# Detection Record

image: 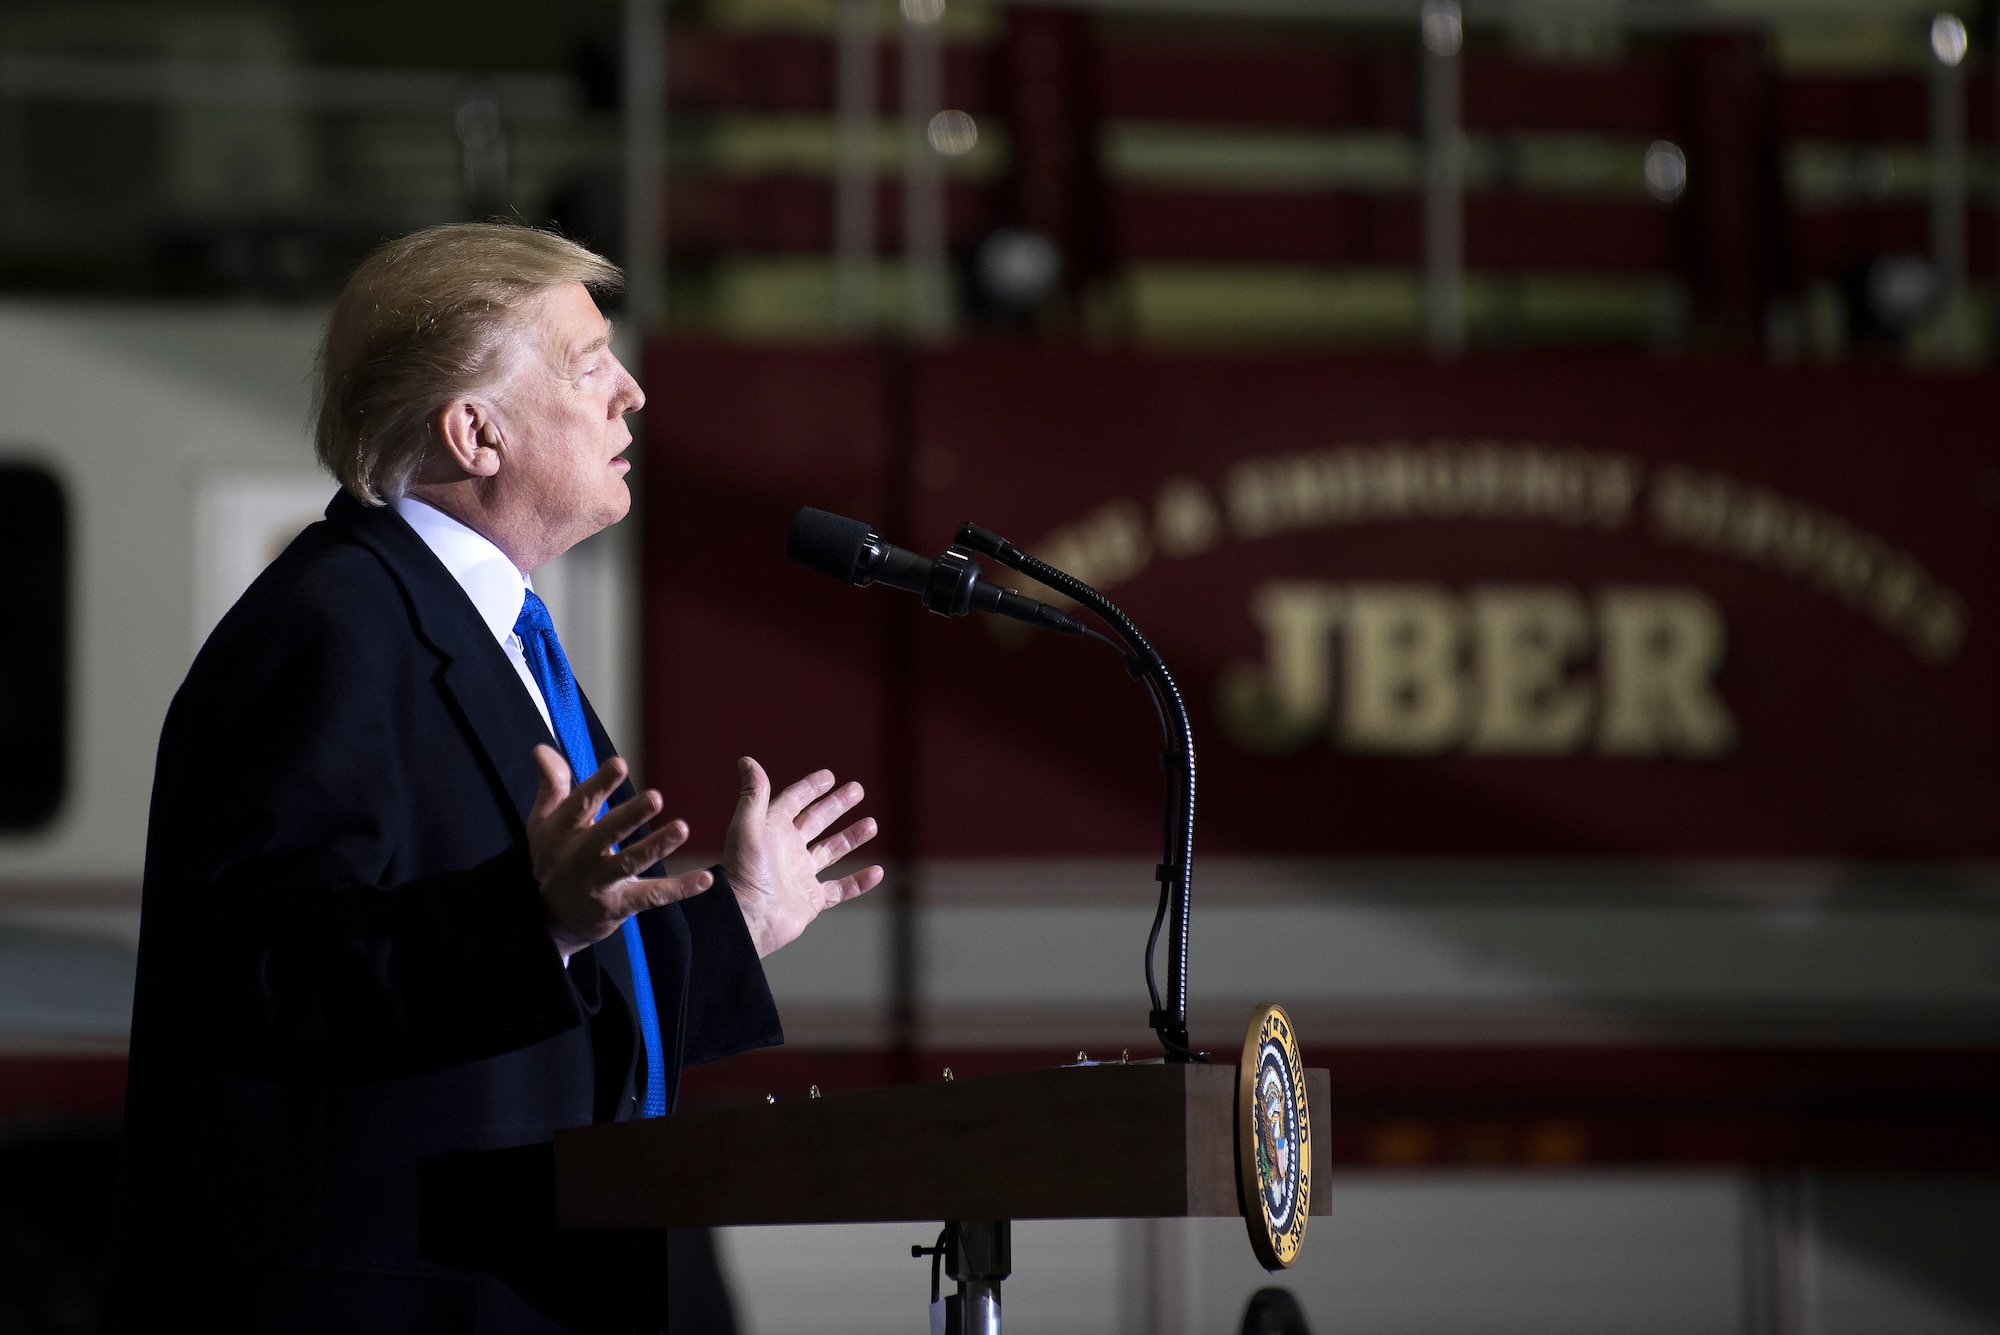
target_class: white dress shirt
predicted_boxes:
[392,495,554,735]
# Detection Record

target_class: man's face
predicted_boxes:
[491,282,644,564]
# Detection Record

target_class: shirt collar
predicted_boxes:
[391,495,532,646]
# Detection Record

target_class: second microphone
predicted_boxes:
[786,507,1085,636]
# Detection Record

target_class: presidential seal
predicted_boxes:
[1236,1003,1311,1271]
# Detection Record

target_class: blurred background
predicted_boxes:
[0,0,1997,1332]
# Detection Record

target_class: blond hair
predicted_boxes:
[313,223,623,505]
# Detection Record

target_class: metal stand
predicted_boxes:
[953,522,1201,1063]
[915,1220,1012,1334]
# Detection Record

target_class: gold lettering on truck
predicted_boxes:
[1220,582,1737,758]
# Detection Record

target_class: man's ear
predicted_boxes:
[432,398,503,479]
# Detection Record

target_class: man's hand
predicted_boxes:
[528,744,713,958]
[722,758,883,958]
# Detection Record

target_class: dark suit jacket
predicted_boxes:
[104,491,781,1334]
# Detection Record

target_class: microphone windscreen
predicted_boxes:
[786,507,875,584]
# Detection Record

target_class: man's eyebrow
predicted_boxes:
[563,324,612,372]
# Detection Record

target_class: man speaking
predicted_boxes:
[105,223,880,1333]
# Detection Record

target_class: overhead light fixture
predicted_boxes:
[1931,13,1968,66]
[975,229,1062,311]
[1644,141,1687,203]
[927,109,978,158]
[1421,0,1463,57]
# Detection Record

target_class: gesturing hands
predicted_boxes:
[527,745,882,962]
[527,745,715,958]
[723,757,883,958]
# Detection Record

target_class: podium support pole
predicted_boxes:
[946,1219,1010,1335]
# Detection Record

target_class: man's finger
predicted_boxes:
[590,789,668,851]
[771,768,836,822]
[810,816,878,871]
[796,782,864,841]
[820,864,884,905]
[648,867,714,907]
[609,818,690,877]
[607,867,713,918]
[561,757,628,826]
[530,745,571,823]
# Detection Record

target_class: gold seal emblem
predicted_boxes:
[1236,1003,1310,1271]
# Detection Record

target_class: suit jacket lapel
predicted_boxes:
[440,652,555,832]
[325,491,554,831]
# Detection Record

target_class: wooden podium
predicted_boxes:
[554,1061,1331,1332]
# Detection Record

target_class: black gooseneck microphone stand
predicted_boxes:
[951,522,1202,1064]
[785,506,1205,1334]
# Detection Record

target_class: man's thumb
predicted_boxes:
[736,756,770,813]
[531,744,571,819]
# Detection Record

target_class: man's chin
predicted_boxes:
[599,481,633,527]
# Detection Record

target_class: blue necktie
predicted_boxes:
[514,589,668,1118]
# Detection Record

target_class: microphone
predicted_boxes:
[786,507,1085,635]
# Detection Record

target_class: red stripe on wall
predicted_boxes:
[0,1057,126,1118]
